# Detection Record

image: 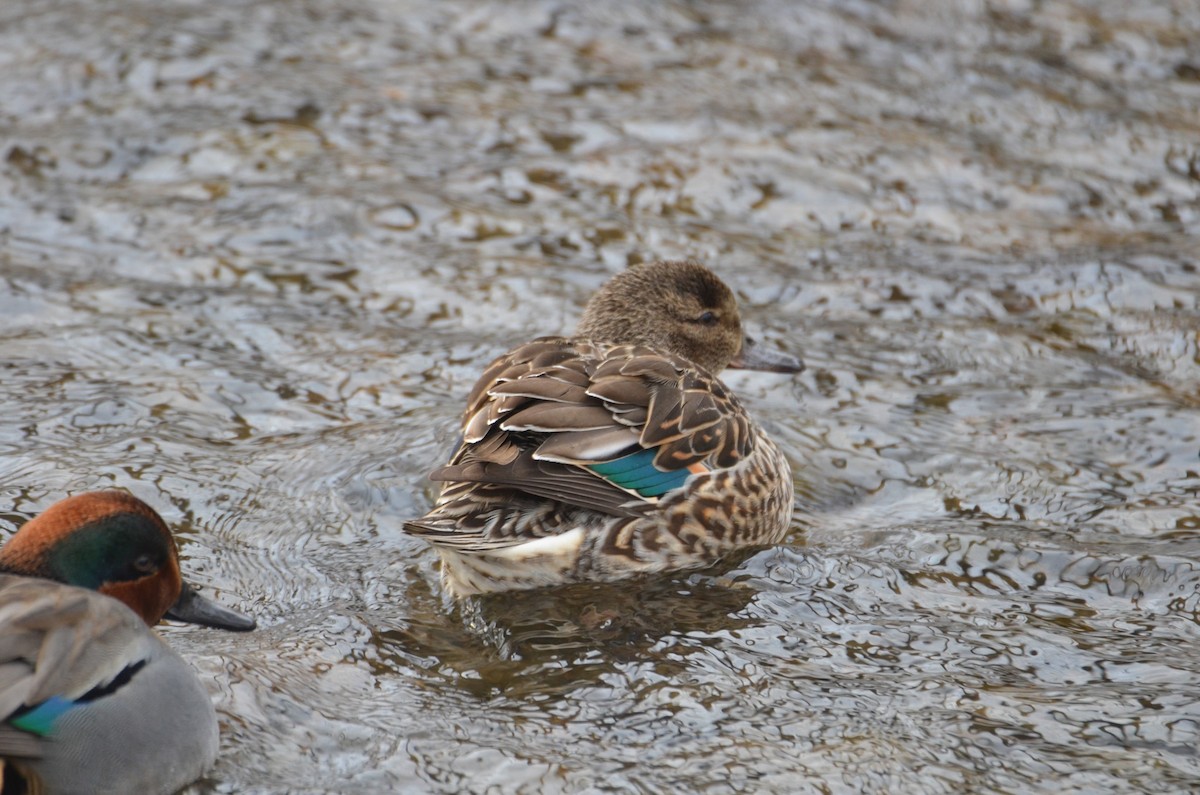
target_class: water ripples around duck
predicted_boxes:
[2,0,1199,792]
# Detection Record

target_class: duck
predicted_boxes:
[0,490,255,795]
[404,259,804,597]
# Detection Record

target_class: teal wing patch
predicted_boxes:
[9,695,74,737]
[588,449,693,498]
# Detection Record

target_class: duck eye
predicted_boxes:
[133,554,157,575]
[696,311,719,326]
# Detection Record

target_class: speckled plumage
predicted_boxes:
[405,260,803,597]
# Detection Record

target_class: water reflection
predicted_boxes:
[374,574,763,691]
[2,0,1200,792]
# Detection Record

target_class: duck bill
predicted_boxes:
[729,335,804,373]
[166,581,256,631]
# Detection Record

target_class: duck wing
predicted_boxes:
[428,336,754,517]
[0,576,152,759]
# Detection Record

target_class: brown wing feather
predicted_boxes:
[439,337,753,515]
[430,457,644,518]
[502,403,616,432]
[533,427,641,464]
[489,377,590,403]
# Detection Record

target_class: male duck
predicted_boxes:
[405,259,804,596]
[0,490,254,795]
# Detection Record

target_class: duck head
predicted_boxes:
[576,259,804,375]
[0,490,255,631]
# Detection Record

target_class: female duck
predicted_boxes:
[0,490,254,795]
[405,260,803,596]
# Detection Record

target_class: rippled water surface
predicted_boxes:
[2,0,1199,792]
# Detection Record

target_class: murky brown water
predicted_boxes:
[2,0,1199,792]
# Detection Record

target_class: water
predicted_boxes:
[1,0,1198,792]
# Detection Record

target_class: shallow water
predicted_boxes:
[1,0,1199,792]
